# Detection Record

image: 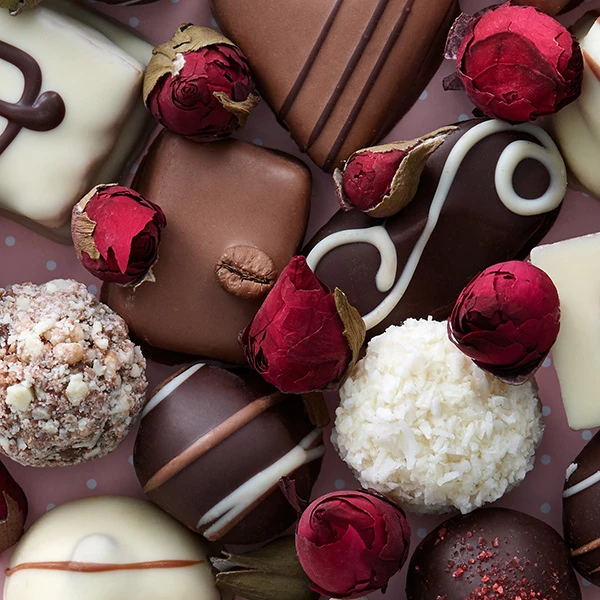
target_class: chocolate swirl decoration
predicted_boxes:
[0,41,65,155]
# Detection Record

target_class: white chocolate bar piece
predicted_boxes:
[0,4,152,230]
[531,233,600,430]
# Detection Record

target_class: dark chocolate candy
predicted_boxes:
[406,508,581,600]
[133,364,324,545]
[211,0,458,171]
[102,132,311,364]
[563,431,600,585]
[303,119,563,341]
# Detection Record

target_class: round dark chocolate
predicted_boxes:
[406,508,581,600]
[563,431,600,585]
[133,364,324,545]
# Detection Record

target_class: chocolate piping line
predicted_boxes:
[197,428,325,539]
[5,559,202,576]
[563,469,600,498]
[323,0,417,170]
[143,390,287,493]
[307,120,566,330]
[279,0,344,119]
[572,537,600,558]
[306,0,392,150]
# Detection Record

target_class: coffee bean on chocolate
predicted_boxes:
[563,431,600,586]
[133,364,324,546]
[406,508,581,600]
[211,0,459,171]
[303,119,565,342]
[102,133,311,364]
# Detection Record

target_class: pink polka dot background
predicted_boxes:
[0,0,600,598]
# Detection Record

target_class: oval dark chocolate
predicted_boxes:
[406,507,581,600]
[134,364,324,545]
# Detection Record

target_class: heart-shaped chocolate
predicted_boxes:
[102,132,312,365]
[211,0,458,172]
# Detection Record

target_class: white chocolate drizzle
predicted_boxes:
[563,469,600,498]
[197,428,325,539]
[141,363,204,418]
[307,119,566,330]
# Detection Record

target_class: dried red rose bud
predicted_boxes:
[0,460,27,552]
[445,4,583,123]
[72,184,167,286]
[334,127,454,218]
[296,491,411,599]
[144,24,260,142]
[241,256,365,394]
[448,260,560,383]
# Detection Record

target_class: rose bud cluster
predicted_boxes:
[144,24,260,142]
[295,491,411,599]
[444,3,583,123]
[0,460,27,552]
[241,256,365,394]
[448,260,560,383]
[334,127,453,218]
[71,184,166,286]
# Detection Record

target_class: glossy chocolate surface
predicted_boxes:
[406,508,581,600]
[211,0,458,171]
[563,431,600,585]
[303,119,561,341]
[134,365,323,545]
[102,132,311,364]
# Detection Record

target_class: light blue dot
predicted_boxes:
[458,113,469,121]
[541,455,551,465]
[541,503,551,514]
[582,578,592,587]
[171,0,180,3]
[46,503,55,511]
[211,18,218,27]
[46,260,57,271]
[128,455,134,465]
[88,284,98,296]
[582,430,593,441]
[253,138,264,146]
[129,17,139,28]
[417,527,427,539]
[419,90,428,101]
[542,356,552,368]
[542,406,551,417]
[87,479,97,490]
[130,162,139,175]
[4,236,15,247]
[334,479,345,490]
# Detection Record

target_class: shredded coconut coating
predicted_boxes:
[0,280,147,467]
[334,319,544,515]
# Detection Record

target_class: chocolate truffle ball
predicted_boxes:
[406,508,581,600]
[563,430,600,585]
[134,363,324,545]
[4,496,222,600]
[0,280,147,467]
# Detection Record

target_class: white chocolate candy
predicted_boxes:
[4,496,222,600]
[531,233,600,430]
[0,3,151,232]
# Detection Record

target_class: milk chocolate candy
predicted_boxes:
[406,508,581,600]
[563,431,600,585]
[134,364,324,545]
[102,132,311,364]
[0,3,152,238]
[303,119,566,341]
[211,0,458,171]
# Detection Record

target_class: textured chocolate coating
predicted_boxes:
[102,132,311,364]
[406,508,581,600]
[563,431,600,585]
[134,365,323,545]
[211,0,458,171]
[303,119,561,341]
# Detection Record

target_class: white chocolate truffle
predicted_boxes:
[4,496,222,600]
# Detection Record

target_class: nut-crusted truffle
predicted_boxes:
[0,280,147,467]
